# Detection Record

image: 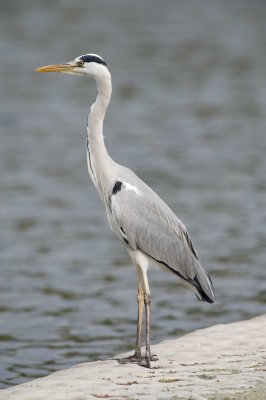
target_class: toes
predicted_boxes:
[117,353,157,368]
[117,355,139,364]
[138,358,150,368]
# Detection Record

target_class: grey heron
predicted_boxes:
[36,53,215,368]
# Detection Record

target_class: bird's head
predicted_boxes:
[36,53,108,78]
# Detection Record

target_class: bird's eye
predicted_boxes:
[77,60,84,67]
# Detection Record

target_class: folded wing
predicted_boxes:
[109,179,215,303]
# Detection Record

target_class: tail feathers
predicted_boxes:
[191,270,215,304]
[166,262,215,303]
[146,252,215,303]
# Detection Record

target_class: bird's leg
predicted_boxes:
[138,268,158,368]
[134,266,144,359]
[117,266,157,367]
[144,291,151,368]
[117,266,144,364]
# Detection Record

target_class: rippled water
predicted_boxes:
[1,0,266,388]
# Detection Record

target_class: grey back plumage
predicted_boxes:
[107,167,215,303]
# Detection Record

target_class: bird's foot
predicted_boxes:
[117,352,158,367]
[117,354,142,365]
[138,354,158,368]
[151,354,158,361]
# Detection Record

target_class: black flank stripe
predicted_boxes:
[136,245,213,303]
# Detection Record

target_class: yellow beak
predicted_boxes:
[36,64,75,73]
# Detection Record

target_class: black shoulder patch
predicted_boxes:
[112,180,124,195]
[79,54,107,66]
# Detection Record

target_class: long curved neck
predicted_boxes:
[86,70,113,195]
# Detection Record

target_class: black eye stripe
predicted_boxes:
[79,55,107,66]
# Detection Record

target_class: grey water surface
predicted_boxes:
[0,0,266,388]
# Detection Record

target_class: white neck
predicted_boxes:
[86,69,113,197]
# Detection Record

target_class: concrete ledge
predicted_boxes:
[1,315,265,400]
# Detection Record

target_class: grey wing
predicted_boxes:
[109,181,215,303]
